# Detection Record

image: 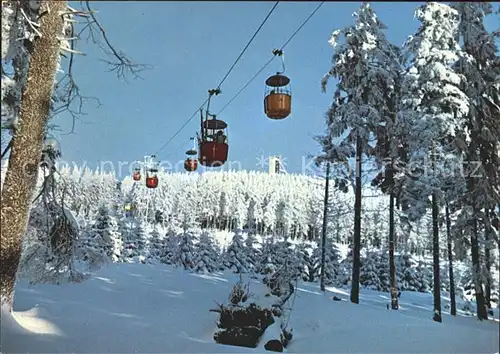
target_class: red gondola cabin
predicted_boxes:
[185,158,198,172]
[132,167,141,181]
[184,143,198,172]
[198,115,229,167]
[145,155,159,189]
[145,175,158,188]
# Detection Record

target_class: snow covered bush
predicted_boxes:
[212,276,274,349]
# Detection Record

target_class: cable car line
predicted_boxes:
[154,1,280,156]
[137,1,324,181]
[280,2,324,51]
[216,56,275,116]
[163,140,192,159]
[215,1,280,90]
[157,1,323,160]
[154,97,210,156]
[217,1,324,116]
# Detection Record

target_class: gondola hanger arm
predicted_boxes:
[272,49,285,74]
[208,88,221,96]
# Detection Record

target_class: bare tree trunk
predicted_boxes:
[320,162,330,292]
[350,137,362,304]
[470,211,488,320]
[389,192,398,310]
[467,144,488,320]
[431,191,442,322]
[431,146,442,323]
[445,203,456,316]
[484,209,492,309]
[0,0,67,310]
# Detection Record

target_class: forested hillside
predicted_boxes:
[4,164,497,312]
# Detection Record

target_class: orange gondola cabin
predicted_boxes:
[264,49,291,120]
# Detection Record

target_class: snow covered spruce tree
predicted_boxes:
[160,229,182,266]
[223,229,250,273]
[313,237,341,286]
[318,2,401,304]
[79,224,110,271]
[146,228,164,263]
[194,230,220,273]
[296,242,318,282]
[257,235,277,275]
[176,230,197,270]
[126,221,148,263]
[451,2,500,320]
[244,231,260,272]
[79,204,122,267]
[400,2,469,322]
[362,27,404,310]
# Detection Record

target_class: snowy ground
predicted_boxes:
[2,264,499,353]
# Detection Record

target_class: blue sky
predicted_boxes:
[51,1,494,178]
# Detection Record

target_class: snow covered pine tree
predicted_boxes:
[319,2,401,304]
[400,2,471,322]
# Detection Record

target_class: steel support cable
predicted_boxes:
[162,140,193,159]
[216,1,325,116]
[154,97,210,156]
[215,1,280,90]
[154,1,280,155]
[215,56,275,116]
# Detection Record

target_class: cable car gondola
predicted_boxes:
[184,137,198,172]
[198,88,229,167]
[145,155,159,189]
[264,49,291,120]
[124,201,135,217]
[132,166,141,181]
